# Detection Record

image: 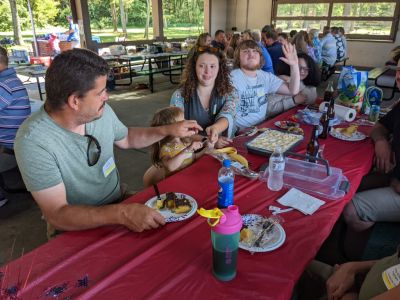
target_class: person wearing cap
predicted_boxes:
[65,16,80,48]
[48,33,60,56]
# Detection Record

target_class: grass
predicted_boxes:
[0,25,202,48]
[92,26,202,43]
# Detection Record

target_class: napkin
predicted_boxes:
[277,188,325,215]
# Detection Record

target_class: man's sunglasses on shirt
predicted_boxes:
[85,134,101,166]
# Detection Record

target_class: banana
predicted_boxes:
[212,147,249,168]
[229,153,249,168]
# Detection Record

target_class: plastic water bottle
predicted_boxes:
[217,159,235,208]
[267,146,285,191]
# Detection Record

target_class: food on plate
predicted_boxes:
[337,125,358,137]
[155,192,192,214]
[276,121,299,130]
[247,129,303,152]
[287,126,304,135]
[240,227,254,244]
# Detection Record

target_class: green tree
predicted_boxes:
[31,0,59,28]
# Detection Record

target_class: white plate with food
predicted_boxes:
[145,192,198,222]
[274,120,300,130]
[330,125,367,142]
[239,214,286,253]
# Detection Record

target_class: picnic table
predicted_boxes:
[0,107,374,300]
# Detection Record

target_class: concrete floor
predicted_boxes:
[0,71,399,266]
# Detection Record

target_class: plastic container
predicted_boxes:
[260,157,349,200]
[210,205,242,281]
[267,146,285,191]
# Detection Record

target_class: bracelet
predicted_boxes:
[183,147,193,153]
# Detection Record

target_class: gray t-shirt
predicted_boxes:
[231,69,283,129]
[14,104,128,206]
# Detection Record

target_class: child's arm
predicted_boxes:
[194,140,215,160]
[161,141,203,172]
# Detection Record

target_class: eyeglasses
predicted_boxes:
[299,66,310,73]
[197,46,220,54]
[85,134,101,166]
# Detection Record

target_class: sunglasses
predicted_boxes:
[197,46,220,54]
[85,134,101,166]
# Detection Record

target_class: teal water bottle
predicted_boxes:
[211,205,242,281]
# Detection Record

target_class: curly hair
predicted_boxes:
[180,46,234,102]
[150,106,185,167]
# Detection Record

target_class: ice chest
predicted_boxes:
[261,157,349,200]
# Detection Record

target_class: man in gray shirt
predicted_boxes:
[14,49,202,234]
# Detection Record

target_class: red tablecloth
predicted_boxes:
[0,108,374,300]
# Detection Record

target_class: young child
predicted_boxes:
[143,107,214,187]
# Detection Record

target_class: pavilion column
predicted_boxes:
[204,0,210,33]
[152,0,164,40]
[71,0,95,51]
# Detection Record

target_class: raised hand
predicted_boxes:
[279,43,298,66]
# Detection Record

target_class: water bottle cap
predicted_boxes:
[223,159,231,168]
[212,205,243,235]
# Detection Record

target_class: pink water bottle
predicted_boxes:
[211,205,243,281]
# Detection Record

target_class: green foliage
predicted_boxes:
[0,0,12,31]
[31,0,59,28]
[1,0,203,40]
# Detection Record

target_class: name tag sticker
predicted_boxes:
[257,88,264,97]
[102,156,116,178]
[382,263,400,290]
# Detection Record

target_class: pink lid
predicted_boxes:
[212,205,242,235]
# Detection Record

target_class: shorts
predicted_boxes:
[353,186,400,222]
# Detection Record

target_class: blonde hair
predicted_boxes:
[150,107,184,167]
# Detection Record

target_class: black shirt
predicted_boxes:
[379,102,400,179]
[211,40,225,51]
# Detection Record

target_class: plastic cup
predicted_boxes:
[211,230,240,281]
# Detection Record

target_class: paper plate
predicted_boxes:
[274,120,299,130]
[330,128,367,142]
[145,193,197,222]
[239,214,286,253]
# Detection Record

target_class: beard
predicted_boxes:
[241,63,260,71]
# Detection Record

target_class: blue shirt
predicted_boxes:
[0,68,31,149]
[67,22,80,42]
[312,37,322,65]
[266,41,284,74]
[320,33,337,66]
[257,42,274,74]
